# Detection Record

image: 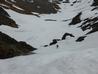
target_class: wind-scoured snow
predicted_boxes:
[0,0,98,74]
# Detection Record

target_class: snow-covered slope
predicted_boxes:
[0,0,98,74]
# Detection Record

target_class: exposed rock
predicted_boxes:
[43,45,48,47]
[71,0,81,6]
[0,7,10,17]
[49,39,58,46]
[79,17,98,34]
[0,31,37,59]
[45,19,57,21]
[86,22,98,35]
[62,33,75,40]
[31,2,60,14]
[76,36,87,42]
[0,15,19,28]
[92,0,98,6]
[43,39,60,47]
[69,12,82,25]
[63,0,70,3]
[0,7,18,28]
[71,0,77,6]
[0,0,60,15]
[0,6,36,59]
[91,7,98,11]
[43,32,75,47]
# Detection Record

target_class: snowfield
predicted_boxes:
[0,0,98,74]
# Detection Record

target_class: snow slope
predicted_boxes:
[0,0,98,74]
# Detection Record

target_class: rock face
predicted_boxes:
[0,31,37,59]
[0,7,10,17]
[0,2,37,59]
[0,0,60,15]
[0,15,19,28]
[69,11,98,35]
[0,7,18,28]
[79,17,98,34]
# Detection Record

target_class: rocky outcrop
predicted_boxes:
[61,33,75,40]
[0,7,36,59]
[0,0,60,15]
[43,33,75,47]
[0,7,10,17]
[76,36,87,42]
[92,0,98,6]
[79,17,98,34]
[69,11,98,35]
[0,31,37,59]
[0,15,19,28]
[69,12,82,25]
[0,7,18,28]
